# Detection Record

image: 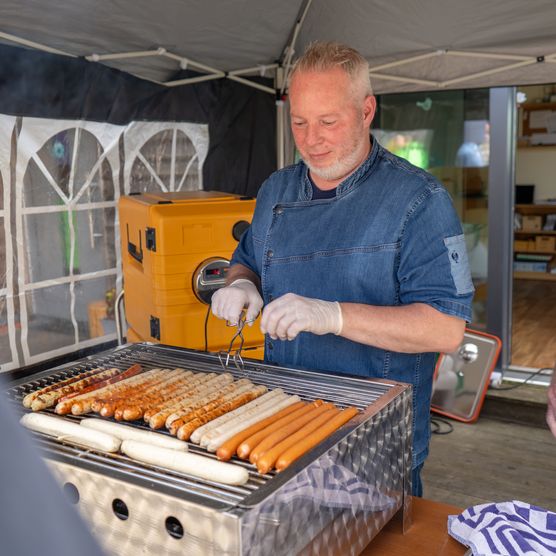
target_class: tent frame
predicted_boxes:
[2,26,556,92]
[3,20,556,171]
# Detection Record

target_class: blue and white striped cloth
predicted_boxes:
[277,454,396,512]
[448,501,556,556]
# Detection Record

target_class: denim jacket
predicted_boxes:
[232,139,474,468]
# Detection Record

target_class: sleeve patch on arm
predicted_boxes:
[443,234,474,295]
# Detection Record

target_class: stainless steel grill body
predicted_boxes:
[6,343,413,556]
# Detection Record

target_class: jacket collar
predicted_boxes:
[299,137,381,201]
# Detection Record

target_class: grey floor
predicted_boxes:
[422,416,556,511]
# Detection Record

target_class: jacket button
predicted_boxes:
[275,206,283,215]
[267,250,274,258]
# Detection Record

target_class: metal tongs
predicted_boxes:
[219,310,252,371]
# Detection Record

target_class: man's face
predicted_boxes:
[289,67,376,186]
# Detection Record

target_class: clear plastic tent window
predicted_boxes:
[0,115,208,372]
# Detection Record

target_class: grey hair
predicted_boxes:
[290,41,373,98]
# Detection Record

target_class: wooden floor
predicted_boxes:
[511,278,556,368]
[423,417,556,511]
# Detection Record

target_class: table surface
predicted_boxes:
[361,497,468,556]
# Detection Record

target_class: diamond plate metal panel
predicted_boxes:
[235,388,413,555]
[47,460,241,556]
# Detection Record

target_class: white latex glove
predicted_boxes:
[211,279,263,325]
[261,293,343,341]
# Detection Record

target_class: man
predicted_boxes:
[212,41,473,496]
[548,368,556,438]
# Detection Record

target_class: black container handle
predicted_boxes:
[127,224,143,263]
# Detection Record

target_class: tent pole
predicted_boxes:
[0,31,74,57]
[87,50,163,61]
[229,64,279,76]
[165,74,225,87]
[279,0,314,95]
[441,59,536,87]
[447,50,531,61]
[275,66,285,170]
[368,49,554,90]
[227,75,275,95]
[369,51,442,73]
[275,0,314,168]
[369,73,440,87]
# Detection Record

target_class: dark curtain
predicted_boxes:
[0,43,276,195]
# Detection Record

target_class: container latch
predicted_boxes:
[146,227,156,252]
[150,316,160,340]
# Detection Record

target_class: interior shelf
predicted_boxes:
[515,230,556,236]
[513,271,556,281]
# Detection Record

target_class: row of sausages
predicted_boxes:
[215,400,358,474]
[20,414,249,485]
[21,364,359,475]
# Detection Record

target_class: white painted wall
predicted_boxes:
[515,147,556,202]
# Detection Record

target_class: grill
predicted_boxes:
[6,343,413,556]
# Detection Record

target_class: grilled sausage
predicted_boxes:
[121,440,249,485]
[147,374,234,429]
[20,413,121,453]
[57,364,143,403]
[235,400,324,461]
[215,401,306,461]
[204,395,300,453]
[275,407,359,471]
[166,379,255,434]
[249,402,333,464]
[107,368,173,418]
[142,372,221,422]
[163,376,250,428]
[176,385,267,441]
[174,383,265,439]
[22,368,105,408]
[62,368,163,415]
[149,379,231,429]
[255,407,341,474]
[119,369,203,420]
[191,388,284,445]
[31,367,125,411]
[80,418,188,451]
[111,367,183,419]
[114,369,189,420]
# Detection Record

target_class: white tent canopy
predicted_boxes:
[1,0,556,94]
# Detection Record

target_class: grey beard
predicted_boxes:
[302,139,368,183]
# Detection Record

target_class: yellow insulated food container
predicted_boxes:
[119,191,264,359]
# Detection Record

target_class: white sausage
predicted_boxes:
[205,395,302,453]
[80,418,188,451]
[20,413,120,453]
[199,393,295,448]
[191,388,285,444]
[121,440,249,485]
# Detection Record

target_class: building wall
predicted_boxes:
[516,147,556,202]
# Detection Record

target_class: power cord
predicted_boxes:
[204,301,211,352]
[429,367,553,436]
[490,367,553,391]
[430,416,454,435]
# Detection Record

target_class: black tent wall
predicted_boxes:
[0,43,276,196]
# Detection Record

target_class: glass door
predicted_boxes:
[374,89,490,328]
[511,84,556,370]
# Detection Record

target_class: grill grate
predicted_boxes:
[7,343,397,509]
